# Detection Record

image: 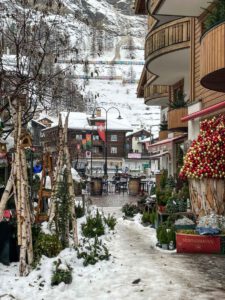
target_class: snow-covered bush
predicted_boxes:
[51,259,72,286]
[77,237,110,266]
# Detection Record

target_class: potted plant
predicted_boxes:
[168,91,188,130]
[204,0,225,32]
[159,225,169,250]
[169,91,188,110]
[159,120,168,140]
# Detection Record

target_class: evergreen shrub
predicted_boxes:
[33,233,62,265]
[51,260,72,286]
[77,237,110,266]
[122,203,139,217]
[81,210,105,238]
[103,214,117,230]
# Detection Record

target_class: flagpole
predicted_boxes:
[91,130,93,176]
[104,112,108,177]
[92,106,122,179]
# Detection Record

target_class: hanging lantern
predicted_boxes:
[20,130,32,148]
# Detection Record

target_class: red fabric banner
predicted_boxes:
[96,122,106,142]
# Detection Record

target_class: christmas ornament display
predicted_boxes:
[180,114,225,180]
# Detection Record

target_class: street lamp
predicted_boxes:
[91,106,122,177]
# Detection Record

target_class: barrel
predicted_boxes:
[90,177,103,196]
[128,177,141,196]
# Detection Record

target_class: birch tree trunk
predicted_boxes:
[0,165,14,221]
[48,114,64,225]
[64,113,78,246]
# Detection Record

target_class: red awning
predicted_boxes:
[181,101,225,122]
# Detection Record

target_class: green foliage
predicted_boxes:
[204,0,225,31]
[156,188,172,206]
[160,170,168,189]
[167,226,176,245]
[157,225,168,244]
[166,195,187,214]
[103,214,117,230]
[166,175,176,189]
[55,169,71,249]
[77,237,110,266]
[142,211,151,224]
[81,210,105,238]
[51,260,72,286]
[159,120,168,131]
[122,203,139,218]
[76,204,85,218]
[169,91,188,109]
[150,211,156,225]
[33,233,62,266]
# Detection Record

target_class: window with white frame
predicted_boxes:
[111,146,117,154]
[111,134,117,141]
[76,134,82,140]
[93,135,99,141]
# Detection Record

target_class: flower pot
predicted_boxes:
[161,243,168,250]
[189,178,225,216]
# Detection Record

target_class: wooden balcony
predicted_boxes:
[145,18,190,61]
[144,85,169,106]
[145,18,191,84]
[147,0,209,17]
[168,108,188,131]
[200,22,225,93]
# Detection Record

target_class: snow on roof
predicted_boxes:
[31,119,47,128]
[55,112,133,131]
[139,137,151,143]
[126,128,150,137]
[37,113,56,123]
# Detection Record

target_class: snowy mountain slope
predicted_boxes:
[2,0,160,132]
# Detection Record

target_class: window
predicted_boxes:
[92,147,99,154]
[76,134,82,140]
[111,147,117,154]
[111,134,117,141]
[93,135,99,141]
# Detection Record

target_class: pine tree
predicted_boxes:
[55,168,71,249]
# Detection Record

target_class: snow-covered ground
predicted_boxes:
[1,203,225,300]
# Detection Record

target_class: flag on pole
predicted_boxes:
[96,121,106,142]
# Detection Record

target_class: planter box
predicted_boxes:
[189,179,225,216]
[175,224,196,231]
[176,233,221,254]
[159,130,168,141]
[168,108,188,131]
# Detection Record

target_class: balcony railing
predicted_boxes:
[145,18,191,62]
[144,85,169,105]
[168,108,188,131]
[200,22,225,92]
